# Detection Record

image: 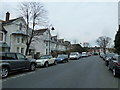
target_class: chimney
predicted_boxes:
[6,12,10,21]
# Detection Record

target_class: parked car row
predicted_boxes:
[0,52,70,78]
[100,53,120,77]
[69,52,92,60]
[0,51,92,78]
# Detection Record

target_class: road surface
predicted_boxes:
[2,56,120,88]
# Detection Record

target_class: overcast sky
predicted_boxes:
[0,0,119,47]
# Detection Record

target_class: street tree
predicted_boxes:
[114,26,120,54]
[96,36,111,54]
[18,2,48,55]
[83,42,90,48]
[82,42,90,52]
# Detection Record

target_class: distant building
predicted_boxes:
[30,29,70,56]
[30,28,50,56]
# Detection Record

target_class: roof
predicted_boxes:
[0,22,7,33]
[34,28,48,36]
[12,30,28,36]
[12,33,28,36]
[2,17,24,25]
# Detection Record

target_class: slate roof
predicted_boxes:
[2,17,24,25]
[34,28,48,36]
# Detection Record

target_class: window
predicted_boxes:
[21,48,24,54]
[19,23,22,30]
[6,53,16,60]
[16,53,25,60]
[46,49,48,55]
[17,37,20,43]
[0,53,6,60]
[0,32,3,41]
[46,42,48,46]
[21,37,24,43]
[17,47,20,53]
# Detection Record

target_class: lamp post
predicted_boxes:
[48,26,55,55]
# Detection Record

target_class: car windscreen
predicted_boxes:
[70,53,78,55]
[39,56,49,59]
[106,53,115,57]
[58,55,67,58]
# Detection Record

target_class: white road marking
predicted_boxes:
[2,71,36,82]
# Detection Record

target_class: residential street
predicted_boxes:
[2,56,120,88]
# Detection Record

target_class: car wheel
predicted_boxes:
[113,68,118,77]
[44,62,49,67]
[54,61,57,65]
[1,67,9,78]
[64,60,67,63]
[67,60,69,62]
[29,63,36,71]
[106,61,108,66]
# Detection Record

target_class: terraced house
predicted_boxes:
[1,12,28,55]
[0,12,71,57]
[30,29,71,56]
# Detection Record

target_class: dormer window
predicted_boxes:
[19,23,22,30]
[0,32,3,41]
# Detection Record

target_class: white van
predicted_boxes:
[69,52,80,60]
[82,52,88,57]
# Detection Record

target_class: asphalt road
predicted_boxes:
[2,56,120,88]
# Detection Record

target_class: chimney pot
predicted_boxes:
[6,12,10,21]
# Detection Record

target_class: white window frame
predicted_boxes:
[0,31,5,42]
[21,48,24,54]
[17,37,20,43]
[17,47,20,53]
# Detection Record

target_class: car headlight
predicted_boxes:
[106,58,110,61]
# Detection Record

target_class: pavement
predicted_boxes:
[2,56,120,88]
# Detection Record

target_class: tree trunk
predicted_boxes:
[25,43,30,55]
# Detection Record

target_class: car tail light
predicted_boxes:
[115,62,120,66]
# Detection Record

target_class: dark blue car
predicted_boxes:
[56,54,69,63]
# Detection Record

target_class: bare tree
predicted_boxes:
[83,42,90,48]
[96,36,111,54]
[73,39,78,44]
[18,2,48,55]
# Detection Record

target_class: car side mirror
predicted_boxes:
[112,56,116,60]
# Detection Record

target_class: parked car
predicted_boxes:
[81,52,88,57]
[0,52,36,78]
[100,53,105,58]
[102,54,107,60]
[88,52,92,56]
[108,54,120,77]
[105,53,115,66]
[36,55,57,67]
[69,52,80,60]
[55,54,69,63]
[93,52,99,55]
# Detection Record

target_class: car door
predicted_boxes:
[16,53,30,69]
[50,56,55,64]
[48,56,54,64]
[109,58,112,69]
[111,55,118,69]
[6,53,20,70]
